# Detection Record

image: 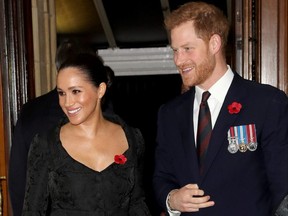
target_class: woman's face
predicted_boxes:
[56,67,104,125]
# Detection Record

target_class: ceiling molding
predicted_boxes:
[98,47,177,76]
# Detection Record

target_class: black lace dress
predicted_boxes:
[22,115,151,216]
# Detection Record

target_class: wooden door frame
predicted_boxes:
[238,0,288,94]
[0,71,10,215]
[257,0,288,93]
[0,0,33,215]
[0,0,14,214]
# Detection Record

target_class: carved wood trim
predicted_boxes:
[278,0,288,93]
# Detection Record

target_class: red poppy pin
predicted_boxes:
[228,102,242,114]
[114,154,127,165]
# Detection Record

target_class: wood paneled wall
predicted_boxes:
[258,0,288,94]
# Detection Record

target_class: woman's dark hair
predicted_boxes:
[104,65,115,89]
[55,40,99,71]
[58,53,113,110]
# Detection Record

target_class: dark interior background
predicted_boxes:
[56,0,228,49]
[111,74,183,214]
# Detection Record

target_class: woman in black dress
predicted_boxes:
[22,53,151,216]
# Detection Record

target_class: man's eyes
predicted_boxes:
[172,47,193,53]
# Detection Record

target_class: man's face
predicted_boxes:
[170,21,216,89]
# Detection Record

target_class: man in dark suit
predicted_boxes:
[8,88,63,216]
[8,40,100,216]
[153,2,288,216]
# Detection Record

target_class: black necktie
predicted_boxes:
[197,91,212,170]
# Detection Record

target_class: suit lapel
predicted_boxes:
[176,88,200,181]
[200,73,248,179]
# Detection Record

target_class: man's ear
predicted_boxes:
[209,34,222,54]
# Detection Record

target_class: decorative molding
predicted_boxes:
[98,47,178,76]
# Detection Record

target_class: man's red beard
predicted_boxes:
[179,52,216,88]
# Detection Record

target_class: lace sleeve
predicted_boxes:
[133,128,145,158]
[22,134,50,215]
[128,127,151,216]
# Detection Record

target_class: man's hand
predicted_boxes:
[169,184,215,212]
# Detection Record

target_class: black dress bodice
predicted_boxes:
[22,115,151,216]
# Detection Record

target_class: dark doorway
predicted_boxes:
[111,74,183,214]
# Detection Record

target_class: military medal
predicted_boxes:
[228,124,258,153]
[247,142,257,151]
[228,140,239,153]
[239,143,247,152]
[237,125,248,153]
[227,127,239,153]
[246,124,258,151]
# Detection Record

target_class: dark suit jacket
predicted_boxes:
[153,73,288,216]
[8,88,64,216]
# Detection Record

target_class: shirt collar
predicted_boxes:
[195,65,234,104]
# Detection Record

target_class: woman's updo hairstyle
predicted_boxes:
[58,53,111,109]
